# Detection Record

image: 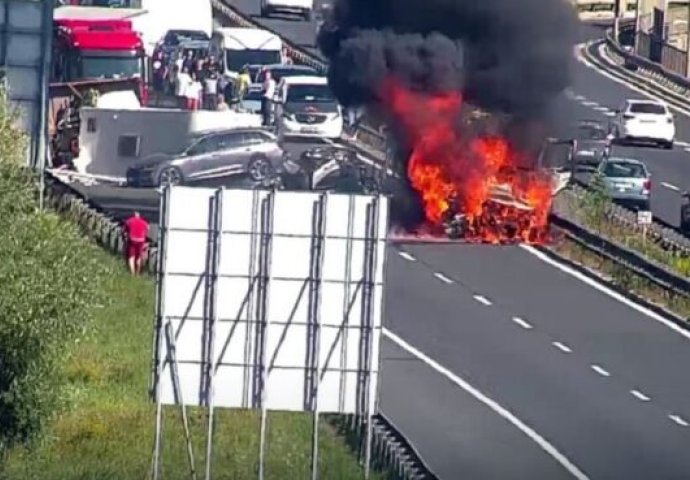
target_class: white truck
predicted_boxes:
[209,27,285,80]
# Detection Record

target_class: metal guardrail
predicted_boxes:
[44,173,157,274]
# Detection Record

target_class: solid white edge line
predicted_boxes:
[433,272,453,284]
[661,181,681,192]
[552,341,573,353]
[668,414,689,427]
[512,317,534,330]
[630,390,651,402]
[382,328,590,480]
[398,251,416,262]
[590,365,611,377]
[473,294,492,306]
[519,245,690,341]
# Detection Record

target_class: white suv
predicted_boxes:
[613,99,675,149]
[260,0,314,21]
[274,76,343,140]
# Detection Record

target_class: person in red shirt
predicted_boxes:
[124,211,150,275]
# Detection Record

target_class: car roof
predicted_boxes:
[626,98,665,106]
[603,156,646,166]
[282,75,329,85]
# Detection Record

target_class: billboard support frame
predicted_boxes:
[256,191,276,480]
[204,188,224,480]
[149,186,388,479]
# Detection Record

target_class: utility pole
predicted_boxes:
[685,0,690,77]
[634,0,642,54]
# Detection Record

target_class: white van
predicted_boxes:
[260,0,314,21]
[209,27,284,80]
[274,76,343,140]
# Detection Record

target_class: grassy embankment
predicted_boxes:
[3,249,376,480]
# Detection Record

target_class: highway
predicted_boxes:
[73,5,690,478]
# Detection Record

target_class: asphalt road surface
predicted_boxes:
[72,8,690,479]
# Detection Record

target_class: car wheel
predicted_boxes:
[158,167,183,187]
[248,155,273,181]
[662,140,674,150]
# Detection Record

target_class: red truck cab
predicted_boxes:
[52,17,148,104]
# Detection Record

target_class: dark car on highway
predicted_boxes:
[126,128,287,188]
[573,120,611,166]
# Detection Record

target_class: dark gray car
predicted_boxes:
[126,128,287,188]
[573,120,611,165]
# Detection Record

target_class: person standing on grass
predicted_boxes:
[124,211,149,275]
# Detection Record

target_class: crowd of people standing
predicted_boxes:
[151,49,239,111]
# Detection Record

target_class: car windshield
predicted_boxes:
[602,161,647,178]
[256,67,317,83]
[225,50,281,73]
[286,84,336,103]
[167,31,208,44]
[80,55,142,80]
[578,125,607,140]
[629,102,666,114]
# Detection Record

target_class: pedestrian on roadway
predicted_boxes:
[261,69,276,126]
[123,211,150,275]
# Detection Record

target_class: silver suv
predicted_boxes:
[126,128,287,187]
[595,157,651,211]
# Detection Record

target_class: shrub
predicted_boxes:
[0,95,109,457]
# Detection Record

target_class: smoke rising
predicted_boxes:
[317,0,578,117]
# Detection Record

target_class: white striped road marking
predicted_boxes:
[383,328,591,480]
[668,414,689,427]
[473,295,492,306]
[684,148,690,153]
[603,111,616,117]
[582,100,599,107]
[574,94,586,101]
[552,341,573,353]
[661,182,681,192]
[574,42,690,118]
[630,390,651,402]
[398,251,416,262]
[512,317,533,329]
[521,245,690,341]
[433,272,453,284]
[675,140,690,147]
[591,365,610,377]
[593,106,609,112]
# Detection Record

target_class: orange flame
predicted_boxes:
[384,79,553,244]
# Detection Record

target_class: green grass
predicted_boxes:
[1,253,378,480]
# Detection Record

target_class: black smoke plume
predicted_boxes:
[317,0,579,118]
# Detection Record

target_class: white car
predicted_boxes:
[274,76,343,140]
[260,0,314,21]
[612,99,675,149]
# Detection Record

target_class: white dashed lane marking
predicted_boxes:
[433,272,453,284]
[661,182,681,192]
[581,100,599,107]
[668,415,689,427]
[593,106,609,112]
[630,390,651,402]
[590,365,611,377]
[512,317,533,330]
[398,251,416,262]
[552,341,573,353]
[473,295,493,306]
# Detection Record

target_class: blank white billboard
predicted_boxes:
[153,186,389,415]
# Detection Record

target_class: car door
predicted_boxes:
[182,135,224,180]
[211,132,251,176]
